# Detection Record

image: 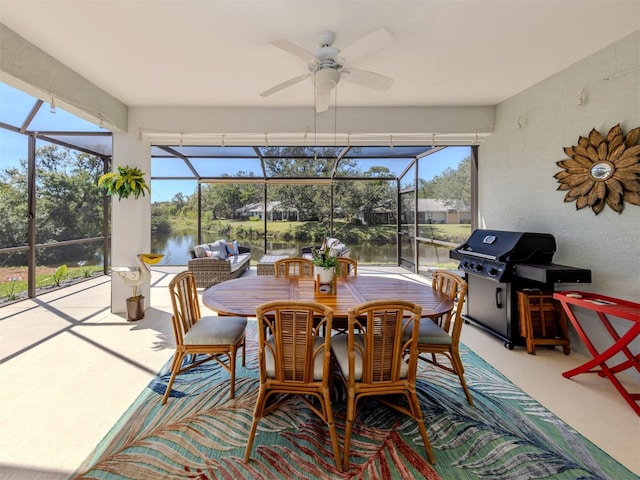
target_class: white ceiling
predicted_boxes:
[1,0,638,111]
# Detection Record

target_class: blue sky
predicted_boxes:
[1,81,470,203]
[150,146,470,203]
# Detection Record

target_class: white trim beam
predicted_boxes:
[0,23,128,132]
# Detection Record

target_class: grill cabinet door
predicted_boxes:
[464,274,520,348]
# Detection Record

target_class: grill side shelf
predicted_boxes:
[514,263,592,284]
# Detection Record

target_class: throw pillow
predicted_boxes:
[330,243,346,257]
[326,237,340,249]
[208,241,220,250]
[226,240,239,256]
[193,245,209,258]
[209,240,228,260]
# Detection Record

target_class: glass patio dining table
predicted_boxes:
[202,274,454,321]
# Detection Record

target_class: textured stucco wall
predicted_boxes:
[479,31,640,356]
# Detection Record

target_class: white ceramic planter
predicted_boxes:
[314,266,335,283]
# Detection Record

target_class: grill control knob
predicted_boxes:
[474,264,483,272]
[488,267,498,277]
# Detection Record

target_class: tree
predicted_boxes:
[199,172,262,220]
[0,166,28,249]
[357,167,396,225]
[36,146,104,242]
[0,144,105,265]
[335,180,365,223]
[269,183,331,222]
[171,193,186,212]
[262,147,339,221]
[151,206,172,233]
[419,156,471,209]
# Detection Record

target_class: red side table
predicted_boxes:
[553,291,640,415]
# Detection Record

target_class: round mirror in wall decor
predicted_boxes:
[554,124,640,215]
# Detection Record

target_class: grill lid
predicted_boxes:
[455,229,556,263]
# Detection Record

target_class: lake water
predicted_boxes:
[151,232,457,268]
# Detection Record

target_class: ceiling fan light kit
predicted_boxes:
[314,68,341,90]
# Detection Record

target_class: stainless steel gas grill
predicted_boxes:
[451,229,591,349]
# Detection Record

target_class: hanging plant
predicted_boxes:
[97,165,151,200]
[554,124,640,214]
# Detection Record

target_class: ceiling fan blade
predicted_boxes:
[338,27,393,64]
[271,39,317,63]
[340,68,394,91]
[260,73,311,97]
[315,89,330,113]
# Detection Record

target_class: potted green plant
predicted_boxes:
[97,165,150,200]
[311,247,341,283]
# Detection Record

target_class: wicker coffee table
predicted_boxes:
[256,254,289,275]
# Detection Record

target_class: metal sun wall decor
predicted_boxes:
[554,124,640,215]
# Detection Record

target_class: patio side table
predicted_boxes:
[553,290,640,416]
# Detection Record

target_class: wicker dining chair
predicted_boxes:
[244,300,342,472]
[274,256,314,277]
[416,270,473,405]
[331,299,435,470]
[336,257,358,277]
[163,270,247,404]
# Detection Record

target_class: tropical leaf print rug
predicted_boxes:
[72,328,637,479]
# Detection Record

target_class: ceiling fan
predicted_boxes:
[260,28,395,113]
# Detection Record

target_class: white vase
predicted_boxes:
[314,266,335,283]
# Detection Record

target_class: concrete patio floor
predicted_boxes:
[1,265,638,479]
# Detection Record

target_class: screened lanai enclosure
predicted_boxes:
[0,81,476,302]
[150,144,477,268]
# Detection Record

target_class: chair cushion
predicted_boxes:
[416,318,452,345]
[331,334,409,380]
[265,336,326,381]
[183,316,247,345]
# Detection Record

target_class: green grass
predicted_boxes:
[417,224,472,244]
[0,265,103,302]
[169,214,199,232]
[195,219,469,245]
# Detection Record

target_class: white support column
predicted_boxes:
[110,132,151,314]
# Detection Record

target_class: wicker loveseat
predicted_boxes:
[187,239,251,288]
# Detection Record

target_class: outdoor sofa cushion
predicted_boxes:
[192,239,231,259]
